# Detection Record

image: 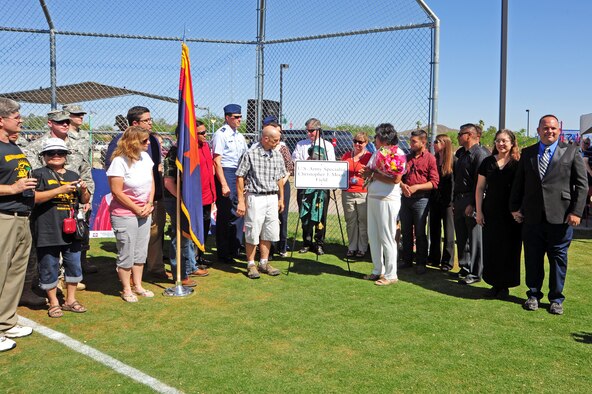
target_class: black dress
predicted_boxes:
[478,156,521,288]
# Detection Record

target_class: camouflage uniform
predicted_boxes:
[22,130,94,196]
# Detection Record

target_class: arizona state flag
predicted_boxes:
[175,43,204,251]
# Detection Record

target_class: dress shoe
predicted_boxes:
[189,268,209,277]
[549,302,563,315]
[415,265,427,275]
[81,261,98,274]
[18,289,47,307]
[315,246,325,255]
[298,246,310,254]
[523,296,539,311]
[459,276,481,285]
[496,288,510,300]
[449,270,467,279]
[398,262,413,269]
[218,256,235,264]
[181,278,197,287]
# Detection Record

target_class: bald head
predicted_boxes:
[261,124,281,150]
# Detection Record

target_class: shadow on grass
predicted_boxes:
[282,242,364,279]
[84,240,175,298]
[572,332,592,344]
[396,265,525,304]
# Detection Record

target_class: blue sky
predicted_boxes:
[427,0,592,132]
[1,1,590,133]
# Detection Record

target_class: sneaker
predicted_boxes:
[0,336,16,352]
[247,265,260,279]
[315,246,325,255]
[549,302,564,315]
[298,246,310,254]
[77,282,86,291]
[258,263,281,276]
[278,251,288,258]
[523,296,539,311]
[4,325,33,338]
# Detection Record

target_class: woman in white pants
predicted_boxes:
[361,123,406,286]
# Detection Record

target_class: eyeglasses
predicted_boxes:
[4,115,22,121]
[353,139,365,144]
[306,129,318,133]
[43,150,68,157]
[230,115,242,119]
[197,131,207,135]
[141,138,150,144]
[139,118,153,123]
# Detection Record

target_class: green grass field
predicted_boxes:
[2,236,591,393]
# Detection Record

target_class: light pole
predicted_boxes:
[279,63,289,125]
[526,109,530,137]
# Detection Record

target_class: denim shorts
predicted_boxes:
[37,243,82,290]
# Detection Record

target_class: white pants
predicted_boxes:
[367,196,400,280]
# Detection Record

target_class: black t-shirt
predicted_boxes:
[0,140,35,213]
[31,166,81,247]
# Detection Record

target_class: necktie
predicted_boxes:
[539,146,551,179]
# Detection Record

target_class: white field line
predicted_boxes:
[19,317,184,394]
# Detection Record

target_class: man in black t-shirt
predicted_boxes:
[0,98,36,352]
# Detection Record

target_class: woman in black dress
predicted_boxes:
[428,134,455,271]
[474,129,521,299]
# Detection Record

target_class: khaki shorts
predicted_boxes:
[244,193,280,245]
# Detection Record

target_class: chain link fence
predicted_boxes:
[1,0,438,246]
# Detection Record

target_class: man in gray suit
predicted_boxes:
[510,114,587,315]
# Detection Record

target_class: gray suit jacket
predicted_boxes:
[510,141,588,225]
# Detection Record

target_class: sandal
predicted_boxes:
[356,251,366,258]
[346,250,356,258]
[121,292,138,303]
[375,278,398,286]
[62,301,87,313]
[48,305,63,318]
[363,273,383,281]
[132,287,154,298]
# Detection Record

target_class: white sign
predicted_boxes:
[294,160,349,189]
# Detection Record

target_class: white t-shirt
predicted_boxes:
[291,138,336,161]
[106,151,154,217]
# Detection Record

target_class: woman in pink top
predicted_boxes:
[107,126,155,302]
[341,132,372,258]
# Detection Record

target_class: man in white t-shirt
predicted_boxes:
[291,118,335,255]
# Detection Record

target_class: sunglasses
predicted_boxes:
[141,138,149,144]
[353,139,365,144]
[230,115,242,119]
[52,120,70,125]
[197,131,207,135]
[44,150,68,157]
[306,129,318,133]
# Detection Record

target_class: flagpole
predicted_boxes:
[175,167,183,285]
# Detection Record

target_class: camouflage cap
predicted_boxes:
[48,110,71,122]
[62,104,86,115]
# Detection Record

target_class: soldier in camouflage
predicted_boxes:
[63,104,96,273]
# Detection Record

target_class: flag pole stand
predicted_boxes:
[164,167,194,297]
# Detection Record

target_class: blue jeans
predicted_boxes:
[37,243,82,290]
[400,196,430,266]
[164,198,197,280]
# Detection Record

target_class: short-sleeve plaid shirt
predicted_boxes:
[236,144,288,194]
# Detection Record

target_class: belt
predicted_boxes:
[0,210,30,217]
[251,191,278,196]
